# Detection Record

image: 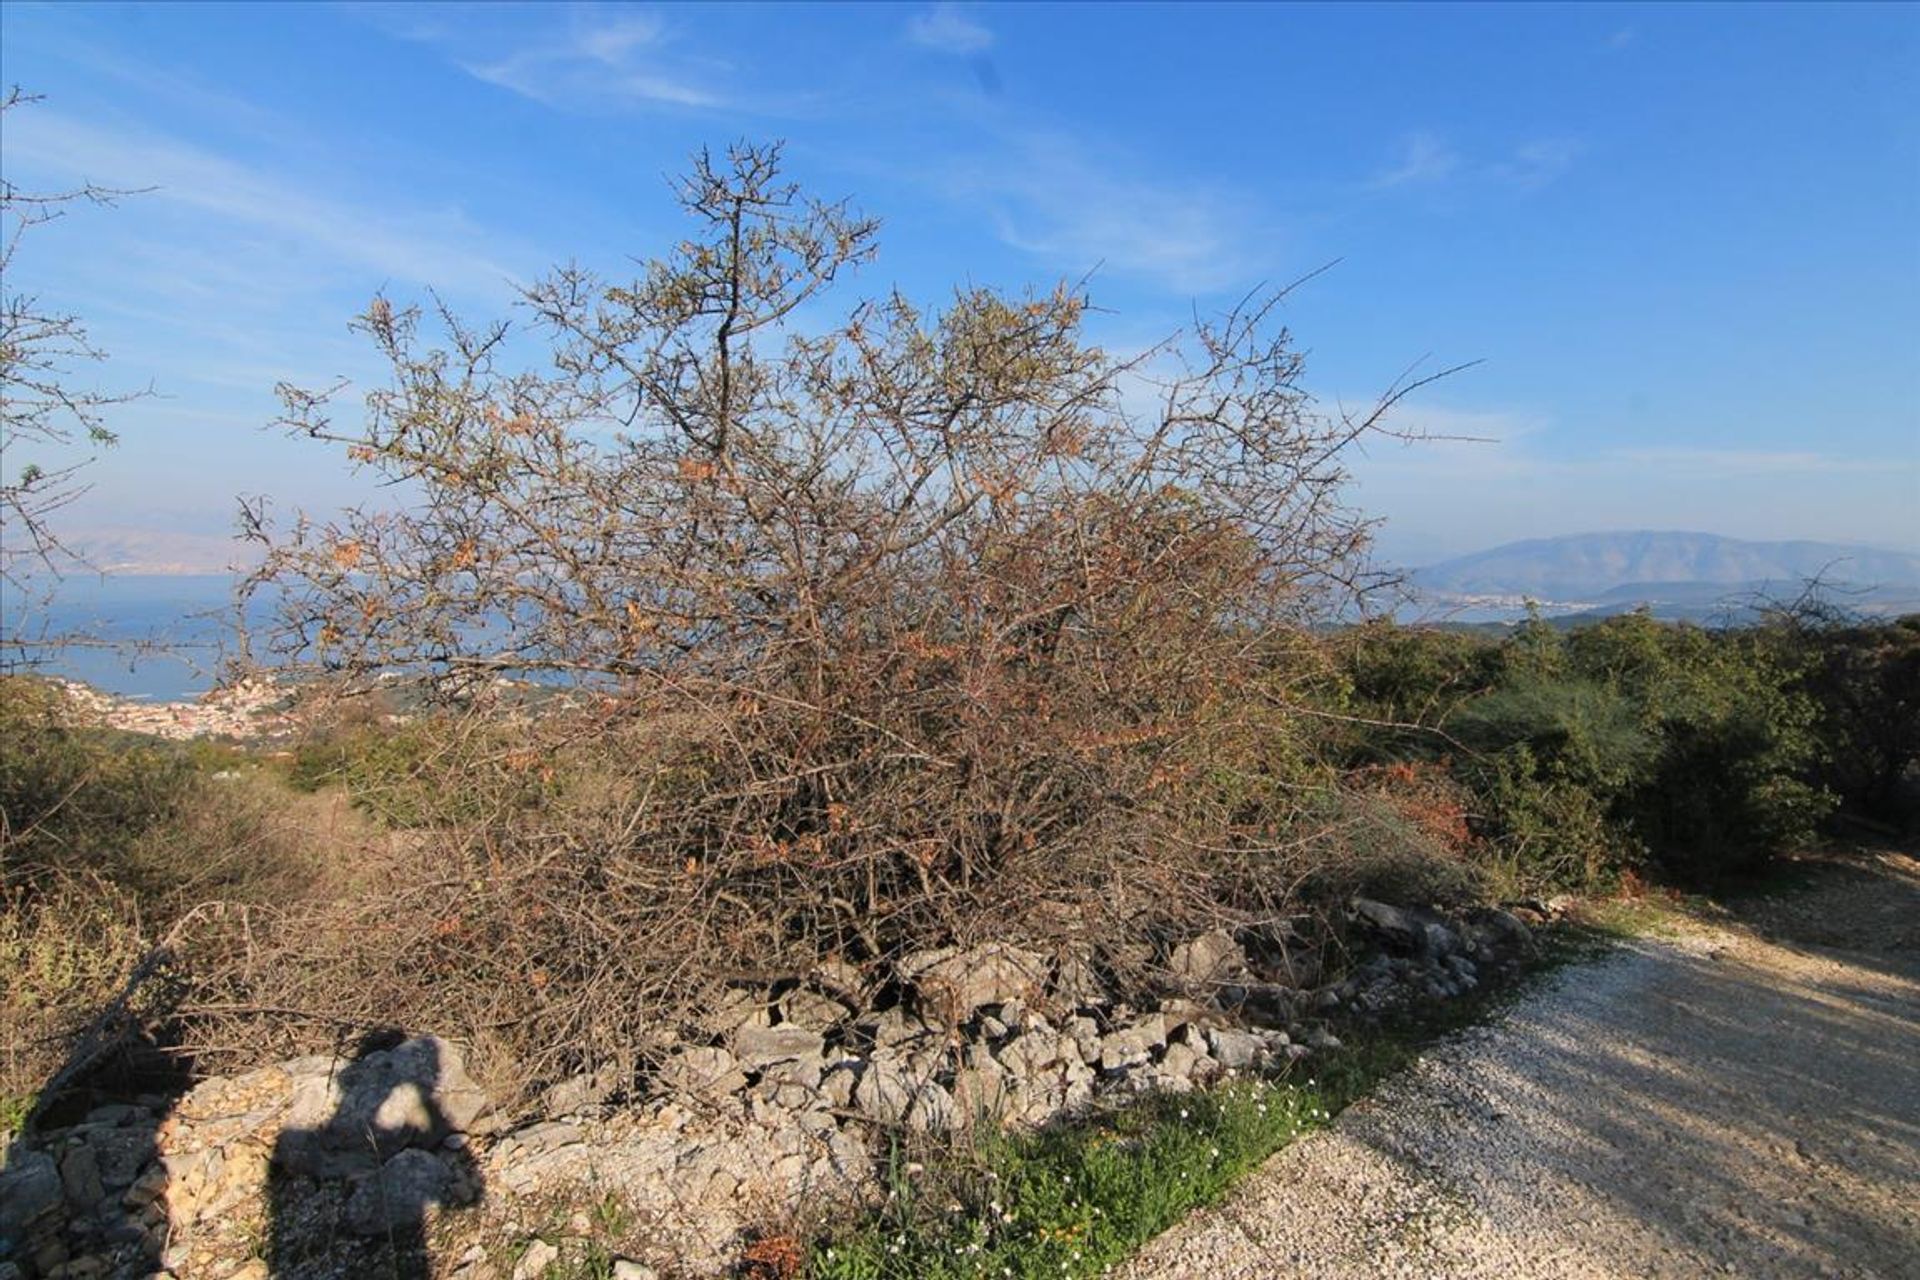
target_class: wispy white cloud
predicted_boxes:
[465,24,721,109]
[375,5,728,110]
[1606,27,1637,51]
[1369,133,1461,189]
[1369,133,1580,194]
[939,133,1260,294]
[906,4,995,56]
[1492,138,1582,190]
[6,110,530,302]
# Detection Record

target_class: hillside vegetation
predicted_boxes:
[5,147,1916,1142]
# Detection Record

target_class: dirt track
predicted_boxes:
[1122,852,1920,1279]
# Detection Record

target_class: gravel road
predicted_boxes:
[1121,851,1920,1279]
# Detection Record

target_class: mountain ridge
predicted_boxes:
[1411,531,1920,602]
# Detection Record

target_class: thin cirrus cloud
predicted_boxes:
[463,22,724,110]
[943,133,1262,295]
[369,6,729,111]
[4,109,531,306]
[1492,138,1582,189]
[906,3,996,56]
[1370,132,1580,192]
[1369,132,1461,189]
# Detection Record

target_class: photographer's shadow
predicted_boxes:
[269,1030,482,1277]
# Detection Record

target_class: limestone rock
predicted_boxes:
[512,1238,558,1280]
[58,1144,105,1211]
[345,1149,458,1235]
[853,1059,954,1131]
[0,1149,62,1241]
[1098,1015,1167,1073]
[1352,898,1416,946]
[899,944,1047,1024]
[733,1024,824,1069]
[656,1046,748,1101]
[1048,948,1106,1009]
[1207,1027,1266,1071]
[1168,929,1246,991]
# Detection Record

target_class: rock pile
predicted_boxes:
[0,900,1532,1279]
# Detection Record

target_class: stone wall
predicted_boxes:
[0,901,1533,1280]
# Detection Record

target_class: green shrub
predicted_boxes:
[0,676,195,893]
[1772,613,1920,827]
[1568,613,1831,879]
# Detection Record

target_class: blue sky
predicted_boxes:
[2,0,1916,568]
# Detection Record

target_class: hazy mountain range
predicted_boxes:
[1409,532,1920,621]
[41,526,1920,625]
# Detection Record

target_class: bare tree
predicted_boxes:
[0,88,148,598]
[220,144,1455,1080]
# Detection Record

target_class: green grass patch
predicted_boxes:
[811,1080,1328,1280]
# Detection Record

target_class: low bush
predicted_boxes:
[0,676,196,894]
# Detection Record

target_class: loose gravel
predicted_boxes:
[1121,853,1920,1279]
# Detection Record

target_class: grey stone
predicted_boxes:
[58,1145,105,1211]
[612,1262,659,1280]
[278,1036,493,1177]
[1419,921,1460,958]
[778,988,852,1031]
[861,1007,936,1050]
[494,1121,583,1162]
[85,1129,152,1191]
[995,1028,1070,1080]
[512,1238,558,1280]
[952,1046,1009,1120]
[121,1167,166,1209]
[1065,1015,1103,1063]
[695,987,772,1037]
[345,1149,456,1235]
[0,1149,62,1240]
[1479,907,1536,955]
[733,1024,824,1068]
[1048,949,1106,1008]
[821,1062,861,1109]
[1160,1040,1202,1081]
[1207,1028,1266,1070]
[1168,929,1246,991]
[1099,1016,1167,1073]
[759,1054,823,1090]
[656,1046,748,1100]
[541,1064,624,1116]
[1352,897,1417,944]
[1216,982,1295,1028]
[899,944,1047,1023]
[80,1105,147,1128]
[853,1061,954,1132]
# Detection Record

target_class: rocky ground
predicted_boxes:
[0,901,1535,1279]
[1120,849,1920,1280]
